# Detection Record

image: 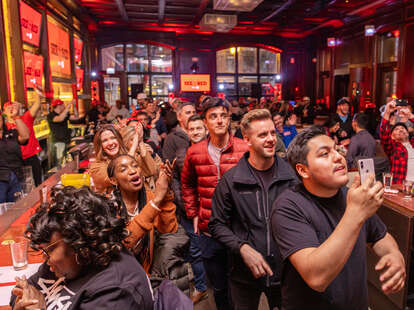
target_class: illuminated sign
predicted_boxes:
[74,37,83,64]
[76,68,84,91]
[47,19,71,77]
[180,74,210,92]
[23,51,43,89]
[20,1,42,46]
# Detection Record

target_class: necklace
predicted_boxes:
[127,200,140,218]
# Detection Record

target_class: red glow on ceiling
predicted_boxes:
[325,19,345,28]
[239,21,254,24]
[256,44,282,53]
[253,27,273,31]
[88,23,98,31]
[99,20,120,25]
[303,17,326,23]
[277,32,306,38]
[162,23,190,27]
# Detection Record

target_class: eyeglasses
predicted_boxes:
[39,239,63,259]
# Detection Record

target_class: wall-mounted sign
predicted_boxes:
[180,74,210,92]
[76,68,84,91]
[20,1,42,47]
[23,51,43,89]
[74,37,83,65]
[47,19,71,78]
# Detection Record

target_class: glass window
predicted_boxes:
[217,76,236,96]
[104,76,121,106]
[260,75,281,96]
[101,45,124,71]
[260,50,280,73]
[238,47,257,74]
[150,46,172,73]
[216,49,236,73]
[379,35,398,63]
[238,75,258,96]
[127,74,149,106]
[126,44,148,72]
[151,75,172,96]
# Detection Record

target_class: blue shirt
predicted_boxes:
[279,125,297,147]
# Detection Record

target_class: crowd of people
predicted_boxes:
[4,91,414,310]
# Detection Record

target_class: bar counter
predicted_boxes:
[368,188,414,310]
[0,162,77,310]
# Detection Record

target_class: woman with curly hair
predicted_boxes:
[89,124,139,194]
[10,186,154,310]
[107,154,178,269]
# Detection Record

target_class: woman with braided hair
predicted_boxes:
[10,185,154,310]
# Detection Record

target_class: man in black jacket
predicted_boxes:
[209,109,297,309]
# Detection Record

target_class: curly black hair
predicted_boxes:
[25,185,129,268]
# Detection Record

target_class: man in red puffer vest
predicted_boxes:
[181,97,248,310]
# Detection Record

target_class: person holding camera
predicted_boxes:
[272,126,405,310]
[380,100,414,184]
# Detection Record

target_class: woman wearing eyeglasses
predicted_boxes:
[10,185,154,310]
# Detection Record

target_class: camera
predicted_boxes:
[396,99,408,107]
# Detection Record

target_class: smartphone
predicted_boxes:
[357,158,376,185]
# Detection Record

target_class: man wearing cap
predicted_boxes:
[4,94,43,186]
[380,100,414,184]
[335,98,353,138]
[47,98,82,167]
[181,97,248,310]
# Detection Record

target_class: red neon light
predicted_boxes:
[239,21,254,24]
[19,1,42,47]
[74,37,83,64]
[290,57,295,64]
[23,51,43,89]
[393,30,400,38]
[76,68,84,91]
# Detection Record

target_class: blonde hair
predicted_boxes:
[240,109,271,136]
[120,125,136,149]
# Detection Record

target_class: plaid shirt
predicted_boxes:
[380,118,414,184]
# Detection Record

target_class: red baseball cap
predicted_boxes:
[3,101,13,109]
[52,99,64,107]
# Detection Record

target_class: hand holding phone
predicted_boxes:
[357,158,376,185]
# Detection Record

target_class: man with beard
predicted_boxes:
[272,127,405,310]
[209,109,297,309]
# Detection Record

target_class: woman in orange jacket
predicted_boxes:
[107,154,178,272]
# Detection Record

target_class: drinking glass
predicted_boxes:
[10,237,28,270]
[403,180,413,199]
[382,172,393,191]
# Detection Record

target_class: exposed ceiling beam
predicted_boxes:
[192,0,210,25]
[128,12,193,19]
[114,0,128,21]
[257,0,296,24]
[158,0,166,23]
[125,3,198,12]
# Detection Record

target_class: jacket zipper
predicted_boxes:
[263,188,271,287]
[256,191,262,219]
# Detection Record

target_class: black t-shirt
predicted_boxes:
[0,129,24,181]
[87,107,100,124]
[250,163,275,190]
[272,184,387,310]
[47,111,70,143]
